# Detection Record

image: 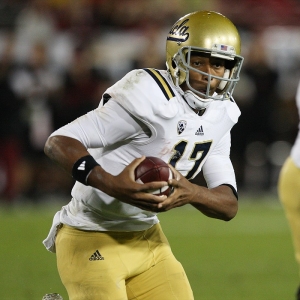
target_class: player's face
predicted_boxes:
[181,53,226,96]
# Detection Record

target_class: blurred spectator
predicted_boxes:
[52,44,110,129]
[130,23,166,70]
[231,31,280,191]
[14,0,56,64]
[0,34,25,203]
[10,42,61,151]
[215,0,300,29]
[9,41,63,199]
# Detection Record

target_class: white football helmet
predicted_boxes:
[166,11,244,109]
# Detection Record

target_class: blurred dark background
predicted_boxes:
[1,0,299,204]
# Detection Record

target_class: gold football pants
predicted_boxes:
[55,223,194,300]
[278,156,300,279]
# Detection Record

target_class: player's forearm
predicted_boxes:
[44,135,91,174]
[190,185,238,221]
[44,135,117,194]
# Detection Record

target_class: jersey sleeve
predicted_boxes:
[50,99,147,148]
[202,131,237,190]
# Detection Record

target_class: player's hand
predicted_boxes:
[156,164,197,212]
[155,165,238,220]
[88,156,169,211]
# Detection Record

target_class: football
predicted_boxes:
[134,156,173,196]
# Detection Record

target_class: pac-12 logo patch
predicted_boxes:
[177,120,187,135]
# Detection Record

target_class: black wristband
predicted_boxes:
[72,155,100,185]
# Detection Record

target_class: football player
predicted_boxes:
[43,11,244,300]
[278,80,300,300]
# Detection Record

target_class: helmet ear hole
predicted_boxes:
[218,69,230,90]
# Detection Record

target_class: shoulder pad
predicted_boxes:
[105,69,178,120]
[143,68,176,101]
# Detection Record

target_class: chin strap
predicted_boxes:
[184,90,213,109]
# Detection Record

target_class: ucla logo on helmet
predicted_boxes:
[167,19,190,43]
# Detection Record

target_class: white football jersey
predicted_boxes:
[43,68,240,252]
[291,80,300,168]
